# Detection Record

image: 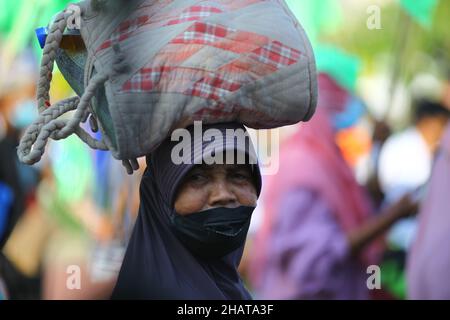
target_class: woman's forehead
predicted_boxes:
[189,163,252,173]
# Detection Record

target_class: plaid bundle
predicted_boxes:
[24,0,317,170]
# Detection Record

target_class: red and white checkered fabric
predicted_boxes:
[251,41,302,69]
[185,74,242,101]
[166,5,224,25]
[173,23,235,45]
[122,67,174,92]
[120,21,302,103]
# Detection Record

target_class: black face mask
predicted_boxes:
[170,206,255,259]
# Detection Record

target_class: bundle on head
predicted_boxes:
[18,0,318,174]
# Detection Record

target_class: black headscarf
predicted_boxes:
[112,123,262,299]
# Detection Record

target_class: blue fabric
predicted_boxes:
[9,100,38,130]
[0,182,14,240]
[333,96,366,130]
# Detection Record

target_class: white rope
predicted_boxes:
[18,7,109,165]
[37,11,68,113]
[18,5,140,175]
[18,73,110,164]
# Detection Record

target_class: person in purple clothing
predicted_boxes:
[249,73,418,300]
[407,123,450,299]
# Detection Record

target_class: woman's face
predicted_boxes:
[174,164,258,216]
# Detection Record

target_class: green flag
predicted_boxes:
[400,0,439,28]
[315,45,361,93]
[285,0,342,46]
[52,135,93,204]
[0,0,72,59]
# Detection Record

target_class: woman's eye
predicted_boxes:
[188,173,207,183]
[231,172,250,181]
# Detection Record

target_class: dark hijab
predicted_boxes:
[112,123,262,299]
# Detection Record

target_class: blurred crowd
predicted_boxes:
[0,51,142,299]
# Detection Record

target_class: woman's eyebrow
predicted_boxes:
[226,164,251,174]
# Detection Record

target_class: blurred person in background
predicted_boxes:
[0,50,39,249]
[248,71,418,300]
[1,48,133,300]
[407,122,450,299]
[0,50,42,299]
[365,119,392,210]
[2,134,134,300]
[379,99,450,207]
[377,99,450,298]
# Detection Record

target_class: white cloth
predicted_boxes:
[378,127,431,202]
[378,128,431,250]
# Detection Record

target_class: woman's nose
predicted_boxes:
[208,180,238,208]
